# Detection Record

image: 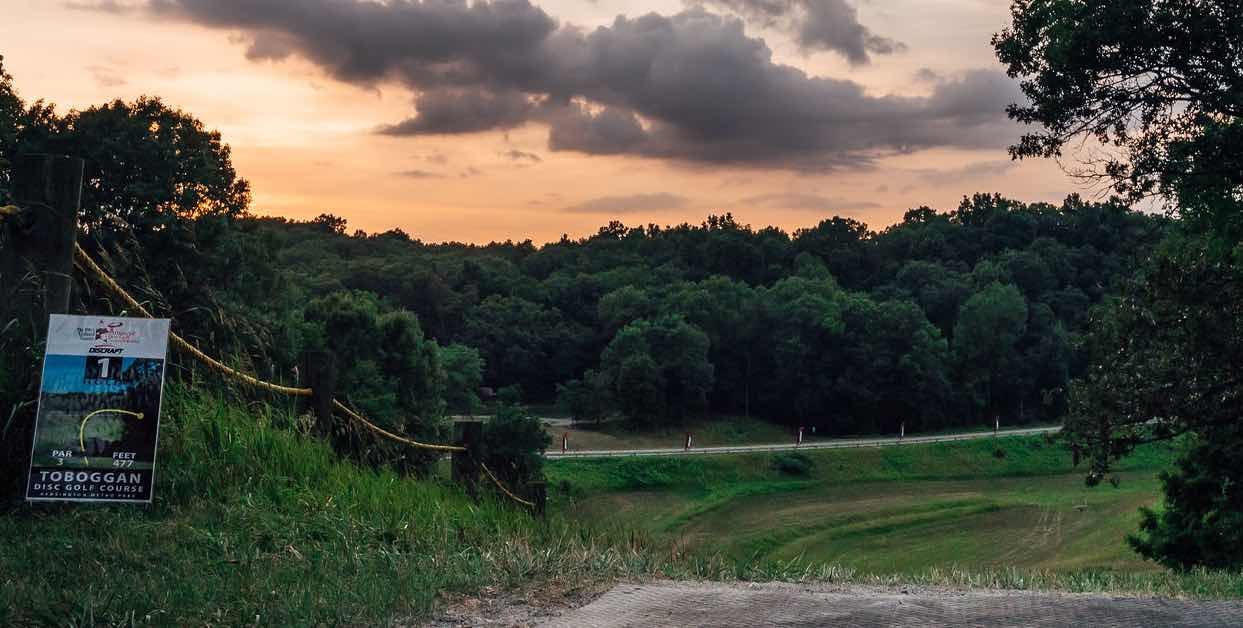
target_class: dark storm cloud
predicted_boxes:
[689,0,905,64]
[566,193,690,213]
[123,1,1022,170]
[378,88,535,135]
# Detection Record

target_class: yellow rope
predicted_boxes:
[74,244,313,397]
[0,204,19,218]
[480,461,535,508]
[73,243,469,454]
[331,399,465,453]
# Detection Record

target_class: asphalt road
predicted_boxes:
[544,425,1061,459]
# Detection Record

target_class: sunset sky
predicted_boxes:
[2,0,1087,244]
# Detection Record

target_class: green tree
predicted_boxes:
[662,276,762,415]
[755,274,846,429]
[0,55,22,204]
[997,0,1243,568]
[459,295,587,399]
[440,343,484,414]
[994,0,1243,205]
[837,296,954,434]
[1129,426,1243,571]
[556,370,610,425]
[793,217,875,288]
[481,402,550,492]
[893,260,973,339]
[32,96,251,233]
[953,283,1028,423]
[599,315,713,425]
[305,290,448,473]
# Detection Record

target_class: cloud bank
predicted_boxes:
[689,0,906,64]
[120,0,1023,170]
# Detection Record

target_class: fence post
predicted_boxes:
[0,154,84,500]
[452,420,482,498]
[302,350,338,433]
[530,480,547,518]
[1,154,83,329]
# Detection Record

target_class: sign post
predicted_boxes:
[26,314,171,503]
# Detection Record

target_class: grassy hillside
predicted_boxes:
[548,436,1183,576]
[0,386,664,626]
[5,398,1241,626]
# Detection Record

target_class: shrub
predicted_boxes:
[771,452,814,477]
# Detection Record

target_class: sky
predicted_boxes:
[2,0,1085,244]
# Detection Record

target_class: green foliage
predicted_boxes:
[1130,429,1243,571]
[0,55,21,204]
[481,402,551,491]
[600,315,714,425]
[771,452,814,477]
[954,282,1028,418]
[993,0,1243,204]
[0,386,675,625]
[556,369,610,424]
[304,290,447,472]
[998,0,1243,570]
[440,343,484,413]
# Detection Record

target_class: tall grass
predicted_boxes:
[0,385,665,626]
[2,391,1238,626]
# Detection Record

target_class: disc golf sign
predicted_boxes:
[26,314,171,503]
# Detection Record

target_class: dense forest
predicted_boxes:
[236,197,1163,437]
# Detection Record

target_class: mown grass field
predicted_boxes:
[547,435,1177,576]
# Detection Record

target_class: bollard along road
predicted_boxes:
[543,425,1061,459]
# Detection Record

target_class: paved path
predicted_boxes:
[544,582,1243,627]
[545,426,1060,459]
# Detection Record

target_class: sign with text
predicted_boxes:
[26,314,171,503]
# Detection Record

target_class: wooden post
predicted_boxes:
[302,350,338,434]
[530,480,547,518]
[452,420,482,498]
[1,154,83,329]
[0,154,83,500]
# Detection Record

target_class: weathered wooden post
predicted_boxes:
[452,419,482,498]
[530,480,547,518]
[0,154,84,500]
[1,154,83,329]
[302,350,338,434]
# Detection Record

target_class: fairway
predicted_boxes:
[680,474,1160,572]
[551,436,1173,576]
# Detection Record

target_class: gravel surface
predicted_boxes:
[537,582,1243,627]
